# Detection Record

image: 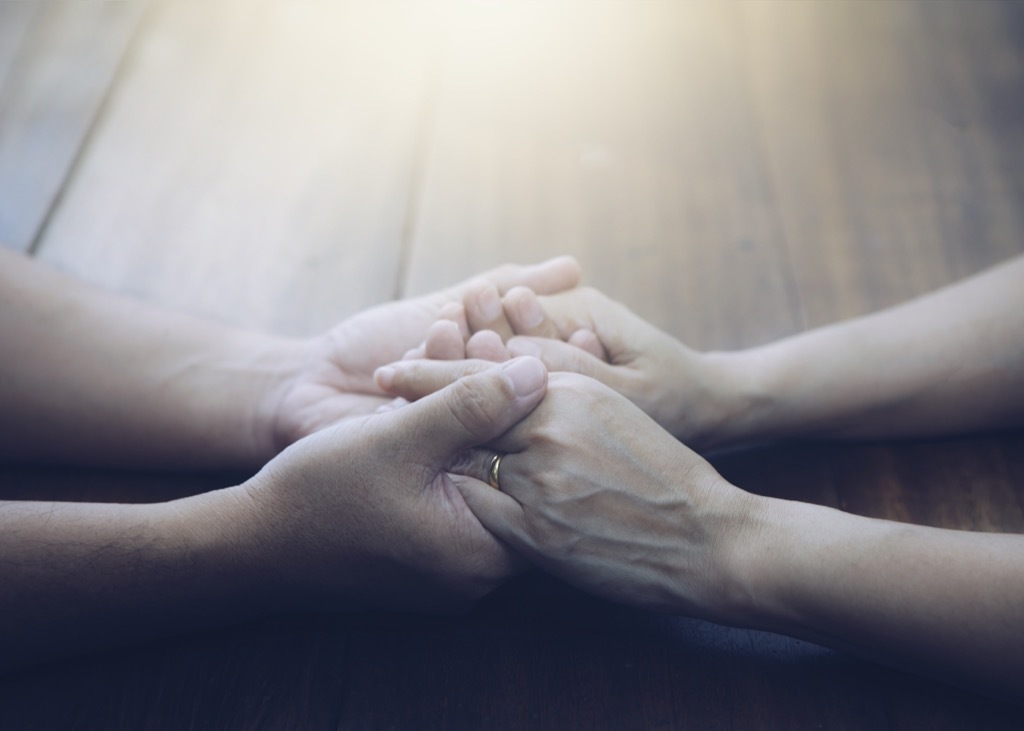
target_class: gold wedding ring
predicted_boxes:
[487,453,503,491]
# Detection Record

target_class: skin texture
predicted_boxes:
[0,247,579,468]
[0,247,577,666]
[0,354,548,668]
[382,287,732,447]
[376,255,1024,700]
[381,357,1024,701]
[394,255,1024,449]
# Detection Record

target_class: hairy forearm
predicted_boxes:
[731,497,1024,699]
[0,489,275,668]
[0,249,301,468]
[710,256,1024,445]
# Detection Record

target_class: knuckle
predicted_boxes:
[447,378,502,438]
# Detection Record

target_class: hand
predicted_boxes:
[261,257,581,452]
[381,360,762,619]
[403,285,750,449]
[230,357,549,612]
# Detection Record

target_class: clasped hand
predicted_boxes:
[237,258,588,611]
[376,284,764,622]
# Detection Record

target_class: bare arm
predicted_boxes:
[733,255,1024,442]
[0,248,580,468]
[0,358,547,668]
[461,255,1024,449]
[0,247,296,468]
[382,363,1024,700]
[744,498,1024,701]
[0,494,267,667]
[0,247,576,663]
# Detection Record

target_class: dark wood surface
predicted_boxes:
[1,1,1023,727]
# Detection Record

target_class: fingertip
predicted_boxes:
[503,285,533,301]
[374,366,395,391]
[425,319,467,360]
[466,330,510,362]
[500,356,547,398]
[503,286,545,331]
[568,328,607,360]
[438,301,470,338]
[542,254,582,278]
[532,254,583,292]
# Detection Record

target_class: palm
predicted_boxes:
[273,258,581,445]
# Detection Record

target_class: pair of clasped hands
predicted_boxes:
[251,255,747,621]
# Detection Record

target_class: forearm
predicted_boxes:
[707,256,1024,445]
[0,249,303,468]
[0,489,275,668]
[731,497,1024,699]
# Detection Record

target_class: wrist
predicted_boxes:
[717,495,858,633]
[698,488,783,625]
[163,483,295,615]
[152,327,310,470]
[249,334,326,458]
[681,348,775,450]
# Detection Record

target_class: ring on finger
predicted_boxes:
[487,453,504,491]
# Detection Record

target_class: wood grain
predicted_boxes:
[33,0,436,336]
[1,1,1023,728]
[744,0,1024,325]
[404,1,801,351]
[0,1,145,252]
[0,3,37,90]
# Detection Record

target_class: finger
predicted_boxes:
[397,357,548,456]
[403,344,426,360]
[464,281,514,340]
[449,474,534,557]
[465,330,510,362]
[437,302,470,340]
[506,336,618,384]
[375,358,501,400]
[568,328,608,361]
[502,286,563,339]
[424,320,467,360]
[447,448,529,502]
[375,397,409,413]
[482,256,582,296]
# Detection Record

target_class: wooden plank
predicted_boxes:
[2,2,1023,729]
[0,607,347,730]
[34,0,435,336]
[739,0,1024,518]
[743,0,1024,326]
[0,3,37,89]
[382,1,1024,727]
[0,1,145,253]
[404,1,801,351]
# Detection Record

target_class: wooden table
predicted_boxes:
[1,1,1022,727]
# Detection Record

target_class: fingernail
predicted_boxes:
[478,285,501,321]
[374,366,395,390]
[508,338,541,358]
[502,357,545,396]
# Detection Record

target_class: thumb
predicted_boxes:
[396,356,547,457]
[376,358,499,401]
